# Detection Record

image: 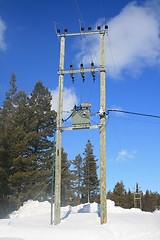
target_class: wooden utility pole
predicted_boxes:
[51,131,56,225]
[54,35,65,225]
[100,32,107,224]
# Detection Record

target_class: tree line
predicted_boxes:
[107,180,160,212]
[0,72,99,218]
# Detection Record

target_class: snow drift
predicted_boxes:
[0,199,160,240]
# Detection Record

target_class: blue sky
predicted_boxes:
[1,0,160,193]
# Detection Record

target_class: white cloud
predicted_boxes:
[0,17,7,51]
[116,149,137,162]
[76,1,160,79]
[51,87,78,119]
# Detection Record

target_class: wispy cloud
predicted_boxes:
[51,87,79,119]
[116,149,137,162]
[0,16,7,51]
[76,0,160,79]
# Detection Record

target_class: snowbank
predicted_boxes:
[0,199,159,240]
[9,200,51,219]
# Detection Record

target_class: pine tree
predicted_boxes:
[7,91,30,206]
[8,81,56,205]
[82,140,99,203]
[24,80,56,201]
[61,148,74,206]
[126,189,134,209]
[0,72,18,216]
[4,71,17,120]
[6,72,17,100]
[72,154,83,205]
[113,181,126,207]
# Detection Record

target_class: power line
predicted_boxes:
[107,33,118,77]
[107,109,160,119]
[62,112,73,123]
[99,0,106,25]
[110,115,160,125]
[70,0,80,22]
[41,0,55,23]
[74,0,84,23]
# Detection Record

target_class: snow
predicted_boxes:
[0,200,160,240]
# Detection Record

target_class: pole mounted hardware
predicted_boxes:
[56,25,108,37]
[58,64,106,83]
[80,63,85,82]
[99,107,105,117]
[70,64,74,83]
[91,61,95,81]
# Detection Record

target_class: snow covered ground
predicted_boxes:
[0,199,160,240]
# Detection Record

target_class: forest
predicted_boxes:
[0,72,159,218]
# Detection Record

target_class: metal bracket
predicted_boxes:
[59,124,102,131]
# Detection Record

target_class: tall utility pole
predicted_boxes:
[54,36,65,225]
[54,26,108,225]
[100,32,107,224]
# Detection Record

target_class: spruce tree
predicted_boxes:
[8,81,56,205]
[72,154,83,205]
[0,72,18,216]
[61,148,74,206]
[113,181,126,207]
[7,91,30,206]
[82,140,99,203]
[4,71,17,119]
[24,80,56,201]
[126,189,134,209]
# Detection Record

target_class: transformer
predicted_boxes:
[72,102,91,128]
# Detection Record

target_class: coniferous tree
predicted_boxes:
[126,189,134,209]
[113,181,126,207]
[8,81,56,205]
[0,72,18,216]
[142,190,155,212]
[0,107,11,217]
[72,154,83,205]
[61,148,74,206]
[4,71,17,120]
[82,140,99,203]
[7,91,30,206]
[23,80,56,201]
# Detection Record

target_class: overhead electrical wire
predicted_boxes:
[107,109,160,119]
[70,0,80,22]
[41,1,72,62]
[62,112,73,123]
[109,115,160,125]
[51,107,160,126]
[74,0,84,23]
[71,0,100,66]
[107,33,118,77]
[41,0,55,24]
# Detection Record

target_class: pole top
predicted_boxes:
[56,25,108,37]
